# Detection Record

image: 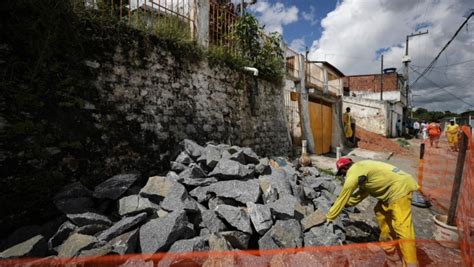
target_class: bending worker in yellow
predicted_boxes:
[326,158,419,266]
[445,120,460,152]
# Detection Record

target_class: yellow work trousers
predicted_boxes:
[374,193,417,266]
[447,134,458,145]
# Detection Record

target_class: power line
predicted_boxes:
[411,11,474,88]
[409,66,474,108]
[411,58,474,68]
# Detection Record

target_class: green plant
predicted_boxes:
[228,13,284,83]
[396,139,410,147]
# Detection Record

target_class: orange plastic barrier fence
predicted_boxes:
[417,128,474,266]
[0,240,465,267]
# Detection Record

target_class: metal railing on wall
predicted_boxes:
[73,0,197,41]
[209,1,238,53]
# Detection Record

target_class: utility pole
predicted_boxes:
[402,30,428,122]
[380,54,384,100]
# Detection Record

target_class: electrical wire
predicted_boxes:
[409,66,474,108]
[411,11,474,88]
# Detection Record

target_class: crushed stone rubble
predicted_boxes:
[0,139,358,265]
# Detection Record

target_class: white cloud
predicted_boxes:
[290,38,306,53]
[250,1,299,34]
[302,5,318,26]
[308,0,474,112]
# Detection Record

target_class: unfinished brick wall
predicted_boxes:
[343,73,399,93]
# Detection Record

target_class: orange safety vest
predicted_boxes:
[427,123,441,136]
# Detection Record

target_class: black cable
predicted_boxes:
[410,66,474,108]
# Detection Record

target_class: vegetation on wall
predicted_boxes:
[212,13,285,82]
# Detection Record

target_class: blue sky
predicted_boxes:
[274,0,337,50]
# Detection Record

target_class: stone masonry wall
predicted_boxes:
[93,44,290,159]
[0,20,290,236]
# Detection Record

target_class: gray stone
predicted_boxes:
[312,196,331,213]
[93,174,139,200]
[255,158,270,175]
[300,209,326,231]
[301,176,325,189]
[118,195,160,216]
[179,177,218,187]
[75,224,109,236]
[202,234,235,267]
[287,252,321,267]
[246,202,273,235]
[54,197,95,215]
[208,159,254,180]
[48,221,77,251]
[119,258,154,267]
[108,230,138,255]
[166,171,180,181]
[139,176,175,203]
[170,161,187,173]
[258,167,292,203]
[236,251,268,267]
[242,147,260,164]
[178,163,207,179]
[220,231,250,249]
[303,186,318,200]
[268,195,305,220]
[229,150,246,164]
[257,230,279,250]
[139,210,189,253]
[78,245,112,257]
[57,233,96,258]
[182,139,204,159]
[215,205,252,234]
[54,182,92,200]
[208,234,232,251]
[299,167,320,177]
[198,145,221,169]
[53,182,94,214]
[304,226,341,246]
[189,179,261,204]
[157,236,209,267]
[67,212,112,227]
[175,151,194,165]
[259,219,303,250]
[160,183,199,213]
[0,235,47,259]
[200,210,227,233]
[156,209,169,218]
[0,225,42,252]
[97,213,147,242]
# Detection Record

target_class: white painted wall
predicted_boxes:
[343,97,388,136]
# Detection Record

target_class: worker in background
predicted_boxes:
[421,121,428,140]
[446,120,460,152]
[326,158,419,267]
[427,120,441,148]
[396,119,402,137]
[413,121,420,139]
[343,107,353,140]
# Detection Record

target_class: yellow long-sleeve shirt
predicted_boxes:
[326,160,419,221]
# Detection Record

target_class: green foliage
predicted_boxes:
[224,13,284,83]
[413,108,458,122]
[207,46,248,70]
[396,138,410,147]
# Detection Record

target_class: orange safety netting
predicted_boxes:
[417,127,474,266]
[0,240,463,266]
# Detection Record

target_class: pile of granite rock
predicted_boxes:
[0,140,352,265]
